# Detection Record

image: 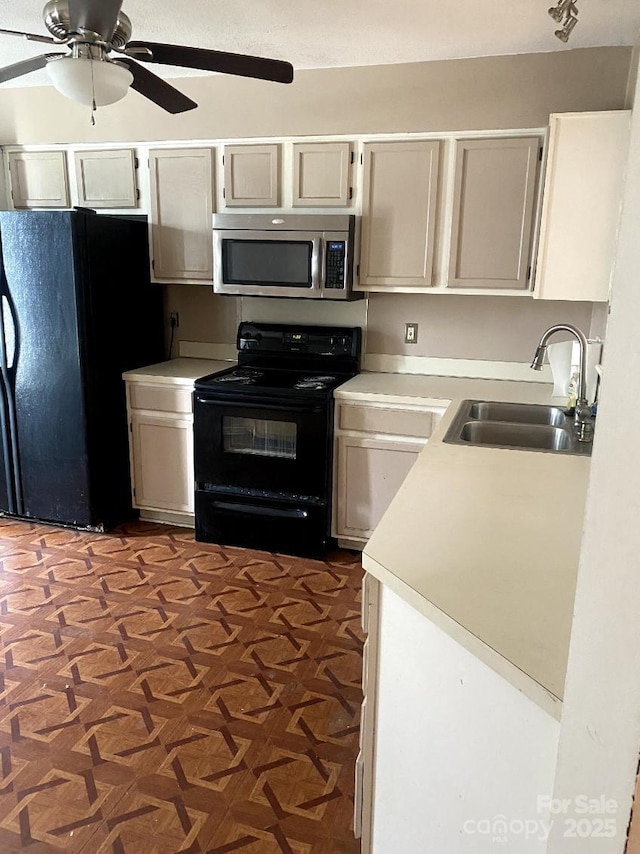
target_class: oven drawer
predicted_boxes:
[338,404,435,439]
[195,490,330,559]
[129,383,193,414]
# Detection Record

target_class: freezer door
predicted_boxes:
[0,212,92,526]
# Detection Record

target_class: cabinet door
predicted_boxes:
[358,573,381,854]
[292,142,351,206]
[74,148,137,208]
[8,150,69,208]
[148,148,214,282]
[448,137,540,290]
[336,436,422,540]
[534,111,631,302]
[360,141,440,288]
[130,413,194,513]
[223,144,279,207]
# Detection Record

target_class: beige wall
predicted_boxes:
[164,287,602,364]
[164,286,239,348]
[366,294,598,361]
[0,47,631,145]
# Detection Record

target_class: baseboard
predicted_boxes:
[139,509,195,528]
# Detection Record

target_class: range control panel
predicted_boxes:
[324,242,346,289]
[237,322,362,361]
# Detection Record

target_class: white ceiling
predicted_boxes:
[0,0,639,88]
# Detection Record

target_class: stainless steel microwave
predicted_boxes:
[212,213,361,300]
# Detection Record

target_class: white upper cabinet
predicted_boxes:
[8,150,69,208]
[292,142,352,206]
[223,144,280,207]
[148,148,214,283]
[360,140,441,289]
[534,111,631,302]
[448,137,541,290]
[74,149,138,208]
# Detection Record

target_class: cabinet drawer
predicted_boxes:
[129,384,193,414]
[339,404,435,439]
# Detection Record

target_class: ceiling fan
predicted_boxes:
[0,0,294,114]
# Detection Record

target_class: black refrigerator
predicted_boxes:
[0,209,164,531]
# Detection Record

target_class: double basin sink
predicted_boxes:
[443,400,593,456]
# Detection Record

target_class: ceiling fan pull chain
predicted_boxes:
[90,54,96,125]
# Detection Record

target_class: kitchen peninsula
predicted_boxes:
[334,372,591,853]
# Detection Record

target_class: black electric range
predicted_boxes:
[193,322,361,558]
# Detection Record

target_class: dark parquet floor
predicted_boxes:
[0,518,364,853]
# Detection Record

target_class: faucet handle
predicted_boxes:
[574,399,594,443]
[576,419,594,443]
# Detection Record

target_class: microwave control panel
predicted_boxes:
[324,242,346,289]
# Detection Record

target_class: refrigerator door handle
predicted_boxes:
[1,295,17,371]
[0,272,23,516]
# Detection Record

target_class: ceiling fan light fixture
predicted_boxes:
[46,55,133,106]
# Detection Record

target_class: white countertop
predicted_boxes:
[122,358,232,385]
[336,371,567,408]
[354,373,590,719]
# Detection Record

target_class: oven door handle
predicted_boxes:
[211,500,309,520]
[195,396,324,415]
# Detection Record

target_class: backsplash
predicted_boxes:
[366,293,600,362]
[165,286,603,366]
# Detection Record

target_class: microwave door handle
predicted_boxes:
[311,237,322,292]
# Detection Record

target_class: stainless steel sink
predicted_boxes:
[443,400,593,455]
[469,401,566,426]
[458,421,573,451]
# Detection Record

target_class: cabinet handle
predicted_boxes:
[211,500,309,520]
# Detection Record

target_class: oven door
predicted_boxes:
[213,230,322,298]
[194,394,331,499]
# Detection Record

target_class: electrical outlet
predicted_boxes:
[170,311,180,328]
[405,323,418,344]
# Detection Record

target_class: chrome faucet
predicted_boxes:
[531,323,593,442]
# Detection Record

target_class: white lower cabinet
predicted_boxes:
[356,573,381,853]
[334,400,444,545]
[337,437,423,540]
[125,380,195,518]
[361,583,560,853]
[130,413,194,513]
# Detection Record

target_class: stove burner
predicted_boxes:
[212,369,265,385]
[294,375,337,390]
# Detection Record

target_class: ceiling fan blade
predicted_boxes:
[0,53,63,84]
[0,27,59,44]
[68,0,123,40]
[117,58,197,114]
[125,41,294,84]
